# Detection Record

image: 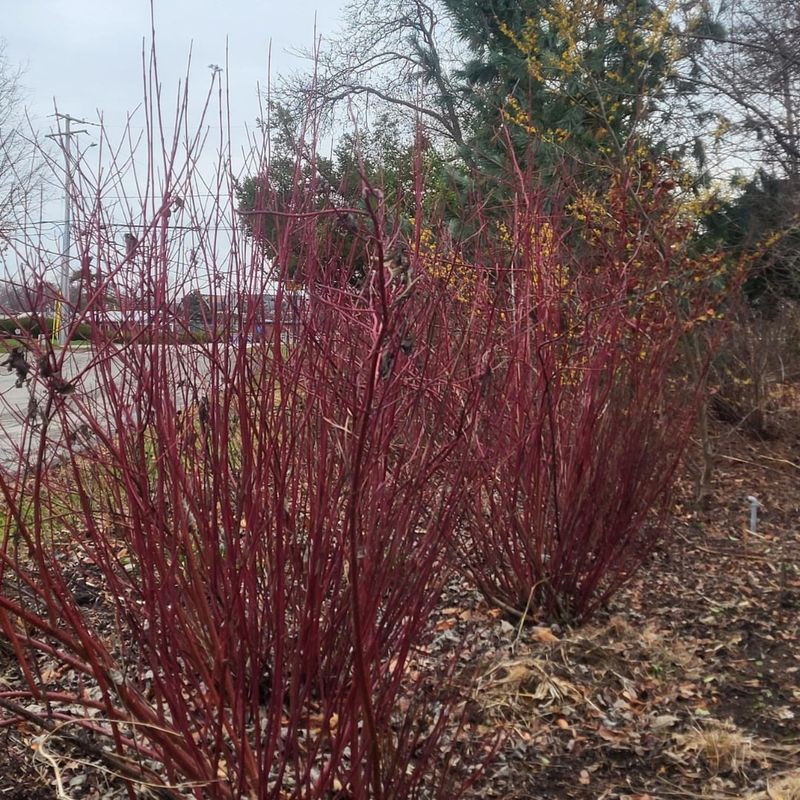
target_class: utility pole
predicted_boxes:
[46,113,91,347]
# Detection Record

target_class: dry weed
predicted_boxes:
[674,719,763,775]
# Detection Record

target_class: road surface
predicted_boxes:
[0,344,212,470]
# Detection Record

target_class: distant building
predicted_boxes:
[0,278,58,317]
[179,283,306,338]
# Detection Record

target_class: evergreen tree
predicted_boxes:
[441,0,699,185]
[236,106,453,283]
[702,171,800,313]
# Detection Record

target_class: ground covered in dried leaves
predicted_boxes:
[1,390,798,799]
[452,384,800,800]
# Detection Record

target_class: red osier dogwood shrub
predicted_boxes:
[0,54,727,796]
[437,164,727,623]
[0,75,490,798]
[0,280,482,797]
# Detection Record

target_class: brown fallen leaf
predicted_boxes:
[532,626,559,643]
[652,713,680,730]
[597,726,624,742]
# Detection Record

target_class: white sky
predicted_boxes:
[5,0,342,146]
[2,1,344,287]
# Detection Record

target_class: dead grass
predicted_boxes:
[750,770,800,800]
[673,719,762,776]
[473,655,585,722]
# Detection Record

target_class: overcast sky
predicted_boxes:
[2,1,345,284]
[5,0,343,161]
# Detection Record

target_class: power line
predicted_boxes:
[7,221,245,233]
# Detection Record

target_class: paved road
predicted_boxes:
[0,344,212,469]
[0,349,94,463]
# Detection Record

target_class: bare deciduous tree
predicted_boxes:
[0,41,41,236]
[280,0,467,152]
[694,0,800,181]
[0,276,57,316]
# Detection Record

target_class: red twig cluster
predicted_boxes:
[0,59,730,796]
[438,164,727,622]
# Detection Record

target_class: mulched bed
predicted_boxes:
[0,729,54,799]
[2,386,798,799]
[451,382,800,799]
